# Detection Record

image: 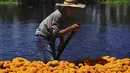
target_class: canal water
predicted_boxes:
[0,4,130,62]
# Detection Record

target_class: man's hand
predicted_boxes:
[70,24,80,31]
[58,24,80,36]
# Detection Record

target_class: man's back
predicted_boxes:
[35,9,62,38]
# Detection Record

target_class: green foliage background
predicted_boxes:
[0,0,17,2]
[96,0,130,3]
[0,0,130,4]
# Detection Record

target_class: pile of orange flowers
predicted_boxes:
[0,56,130,73]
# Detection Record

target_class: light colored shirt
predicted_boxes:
[35,9,73,39]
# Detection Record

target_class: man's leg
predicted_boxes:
[35,35,54,63]
[50,39,57,59]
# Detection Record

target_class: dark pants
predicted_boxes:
[35,35,56,63]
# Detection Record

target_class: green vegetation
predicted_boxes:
[97,0,130,4]
[0,0,130,5]
[0,0,20,5]
[0,2,20,5]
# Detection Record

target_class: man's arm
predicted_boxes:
[58,24,80,36]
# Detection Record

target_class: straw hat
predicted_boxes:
[55,0,85,8]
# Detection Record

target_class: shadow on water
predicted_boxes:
[0,4,130,62]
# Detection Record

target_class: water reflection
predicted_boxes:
[0,4,130,61]
[0,4,55,60]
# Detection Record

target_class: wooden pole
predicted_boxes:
[54,31,76,60]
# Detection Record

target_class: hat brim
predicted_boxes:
[55,3,86,8]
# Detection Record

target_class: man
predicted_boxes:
[35,0,85,63]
